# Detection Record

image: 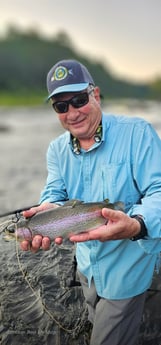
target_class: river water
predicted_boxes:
[0,100,161,345]
[0,99,161,213]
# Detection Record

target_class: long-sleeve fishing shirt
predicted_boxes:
[40,113,161,299]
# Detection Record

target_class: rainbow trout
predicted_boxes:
[5,199,124,241]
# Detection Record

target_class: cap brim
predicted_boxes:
[47,83,89,100]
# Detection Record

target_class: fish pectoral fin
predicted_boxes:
[64,199,83,208]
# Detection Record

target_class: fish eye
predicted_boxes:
[6,227,15,233]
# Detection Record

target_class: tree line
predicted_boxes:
[0,26,161,100]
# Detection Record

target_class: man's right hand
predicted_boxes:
[20,202,63,252]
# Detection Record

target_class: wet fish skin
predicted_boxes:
[6,199,124,241]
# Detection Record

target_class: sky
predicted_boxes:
[0,0,161,82]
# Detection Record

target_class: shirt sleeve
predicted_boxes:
[39,141,68,204]
[128,123,161,253]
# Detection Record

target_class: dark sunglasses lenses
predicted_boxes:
[53,102,68,113]
[52,92,89,113]
[72,93,89,108]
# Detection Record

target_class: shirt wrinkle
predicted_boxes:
[40,113,161,299]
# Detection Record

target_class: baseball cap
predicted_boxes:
[46,59,95,100]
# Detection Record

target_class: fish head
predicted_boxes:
[4,221,32,242]
[3,230,16,242]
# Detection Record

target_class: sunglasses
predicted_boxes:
[52,89,93,114]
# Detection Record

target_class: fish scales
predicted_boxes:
[5,199,124,241]
[31,210,103,231]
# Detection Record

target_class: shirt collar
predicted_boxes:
[69,117,104,155]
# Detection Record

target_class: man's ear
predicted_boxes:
[94,86,101,103]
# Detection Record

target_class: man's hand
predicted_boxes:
[69,208,141,242]
[20,202,63,252]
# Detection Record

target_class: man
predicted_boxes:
[21,59,161,345]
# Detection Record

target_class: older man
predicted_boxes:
[21,59,161,345]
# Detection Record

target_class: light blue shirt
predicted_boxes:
[40,114,161,299]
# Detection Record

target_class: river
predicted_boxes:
[0,99,161,213]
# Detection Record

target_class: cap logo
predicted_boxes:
[51,66,73,82]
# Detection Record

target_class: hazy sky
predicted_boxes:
[1,0,161,82]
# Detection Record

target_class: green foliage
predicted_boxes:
[0,91,46,106]
[0,26,160,105]
[148,77,161,99]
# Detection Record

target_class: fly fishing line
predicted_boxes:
[15,224,88,336]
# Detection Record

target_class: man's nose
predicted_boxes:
[67,105,80,118]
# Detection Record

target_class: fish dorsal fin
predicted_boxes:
[103,199,124,211]
[104,198,110,204]
[63,199,83,208]
[114,201,124,211]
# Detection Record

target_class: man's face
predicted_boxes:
[51,87,102,141]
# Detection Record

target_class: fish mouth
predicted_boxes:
[3,229,16,241]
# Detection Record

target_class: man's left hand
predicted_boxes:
[69,208,141,242]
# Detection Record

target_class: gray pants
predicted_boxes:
[78,271,146,345]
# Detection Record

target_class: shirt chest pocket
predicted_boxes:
[101,163,141,212]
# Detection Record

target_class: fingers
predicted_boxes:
[30,235,43,252]
[41,236,51,250]
[20,235,51,252]
[54,237,63,245]
[22,202,58,218]
[23,208,37,218]
[69,227,109,242]
[70,232,91,242]
[20,240,31,251]
[102,207,123,220]
[20,235,63,252]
